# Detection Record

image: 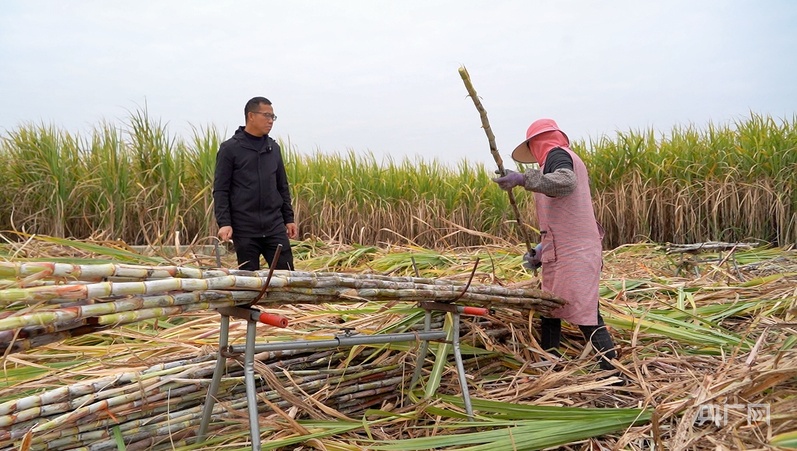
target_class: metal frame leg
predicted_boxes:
[409,308,474,420]
[451,312,474,420]
[409,309,433,390]
[244,318,261,450]
[198,314,230,442]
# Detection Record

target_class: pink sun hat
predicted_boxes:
[510,118,570,164]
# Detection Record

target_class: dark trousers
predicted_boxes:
[540,314,618,371]
[233,235,294,271]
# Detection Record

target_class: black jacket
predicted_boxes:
[213,126,294,238]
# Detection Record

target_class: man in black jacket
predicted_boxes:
[213,96,298,271]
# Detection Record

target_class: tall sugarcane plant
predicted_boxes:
[1,111,795,248]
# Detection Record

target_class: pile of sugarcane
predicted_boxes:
[0,340,426,450]
[0,261,567,449]
[0,261,565,354]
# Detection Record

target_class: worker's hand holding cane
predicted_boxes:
[492,169,526,191]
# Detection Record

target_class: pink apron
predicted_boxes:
[534,147,603,326]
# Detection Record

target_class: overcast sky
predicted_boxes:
[1,1,795,168]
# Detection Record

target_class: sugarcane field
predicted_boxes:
[1,104,796,451]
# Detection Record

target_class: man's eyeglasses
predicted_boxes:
[252,112,277,121]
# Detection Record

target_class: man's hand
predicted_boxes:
[286,223,298,239]
[492,169,526,191]
[218,226,233,242]
[523,243,543,270]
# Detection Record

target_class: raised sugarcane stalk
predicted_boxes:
[3,263,551,306]
[0,318,84,341]
[92,300,239,326]
[458,66,534,254]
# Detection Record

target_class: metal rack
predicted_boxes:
[196,300,487,450]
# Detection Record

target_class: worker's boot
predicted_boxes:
[540,316,562,357]
[578,315,618,371]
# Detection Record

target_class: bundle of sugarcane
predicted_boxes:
[0,262,565,354]
[0,341,422,450]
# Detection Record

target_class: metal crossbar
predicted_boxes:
[197,302,486,450]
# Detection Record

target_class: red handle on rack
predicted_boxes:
[258,312,289,328]
[461,306,489,316]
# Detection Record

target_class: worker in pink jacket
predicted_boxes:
[492,119,618,372]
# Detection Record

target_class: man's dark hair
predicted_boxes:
[244,97,272,120]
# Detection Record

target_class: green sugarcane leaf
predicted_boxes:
[771,430,797,448]
[782,335,797,352]
[112,425,126,450]
[18,234,166,264]
[423,312,453,399]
